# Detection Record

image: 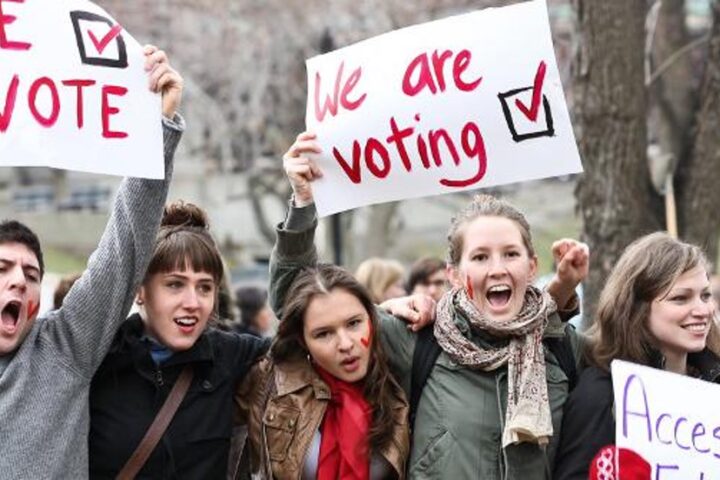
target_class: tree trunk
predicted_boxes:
[650,0,695,170]
[677,0,720,267]
[572,0,663,328]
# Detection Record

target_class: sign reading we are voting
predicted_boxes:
[305,0,583,217]
[612,360,720,479]
[0,0,163,178]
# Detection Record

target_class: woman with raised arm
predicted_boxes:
[264,132,589,479]
[553,233,720,480]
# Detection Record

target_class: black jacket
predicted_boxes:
[89,314,270,479]
[553,349,720,480]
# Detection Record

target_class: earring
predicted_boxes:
[135,298,144,306]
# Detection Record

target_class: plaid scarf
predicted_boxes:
[434,285,557,446]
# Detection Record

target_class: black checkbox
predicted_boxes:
[69,11,128,69]
[498,87,555,142]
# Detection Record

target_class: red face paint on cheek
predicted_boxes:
[465,274,475,301]
[360,319,372,348]
[27,301,40,320]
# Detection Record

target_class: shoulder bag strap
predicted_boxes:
[116,364,195,480]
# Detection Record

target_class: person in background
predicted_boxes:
[53,272,82,310]
[406,257,446,302]
[356,258,407,304]
[0,45,184,478]
[553,233,720,479]
[234,286,274,337]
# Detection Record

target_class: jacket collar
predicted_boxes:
[273,358,332,400]
[647,346,720,383]
[111,313,215,369]
[689,349,720,383]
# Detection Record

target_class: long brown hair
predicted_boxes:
[588,232,720,370]
[271,263,402,454]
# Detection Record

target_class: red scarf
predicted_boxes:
[315,366,372,480]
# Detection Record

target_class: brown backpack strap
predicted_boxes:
[116,365,195,480]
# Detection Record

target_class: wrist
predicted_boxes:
[291,191,314,208]
[546,278,577,309]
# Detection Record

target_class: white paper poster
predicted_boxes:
[612,359,720,479]
[0,0,163,178]
[305,0,583,217]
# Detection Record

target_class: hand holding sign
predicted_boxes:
[143,45,183,119]
[283,131,324,207]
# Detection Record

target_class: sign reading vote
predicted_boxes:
[0,0,163,178]
[305,0,583,217]
[612,360,720,479]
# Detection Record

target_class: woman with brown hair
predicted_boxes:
[234,263,409,479]
[554,232,720,479]
[89,201,270,479]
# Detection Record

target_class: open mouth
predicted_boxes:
[486,285,512,308]
[1,301,22,328]
[174,317,198,330]
[340,356,360,372]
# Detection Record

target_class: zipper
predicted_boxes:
[155,366,164,387]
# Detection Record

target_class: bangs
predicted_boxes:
[146,229,223,282]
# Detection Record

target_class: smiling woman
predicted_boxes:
[554,233,720,480]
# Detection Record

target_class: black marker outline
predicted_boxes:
[498,86,554,142]
[69,11,128,69]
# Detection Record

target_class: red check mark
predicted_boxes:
[514,61,547,122]
[87,24,123,55]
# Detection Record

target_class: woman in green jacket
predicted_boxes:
[270,132,589,479]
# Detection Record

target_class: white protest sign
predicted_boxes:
[0,0,163,178]
[305,0,583,217]
[612,359,720,479]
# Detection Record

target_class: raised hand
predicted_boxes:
[283,132,323,207]
[143,45,183,119]
[546,238,589,310]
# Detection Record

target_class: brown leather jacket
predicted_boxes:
[234,357,409,479]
